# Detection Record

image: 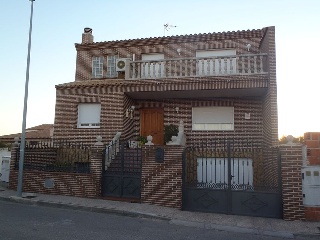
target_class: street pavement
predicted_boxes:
[0,185,319,239]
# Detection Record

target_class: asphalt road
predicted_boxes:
[0,200,316,240]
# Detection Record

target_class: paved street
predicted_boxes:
[0,200,317,240]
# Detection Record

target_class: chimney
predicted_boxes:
[82,27,93,44]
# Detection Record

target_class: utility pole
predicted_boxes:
[17,0,35,197]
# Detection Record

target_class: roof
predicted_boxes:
[55,79,125,89]
[0,124,54,142]
[75,27,269,49]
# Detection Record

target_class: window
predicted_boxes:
[78,103,101,128]
[106,55,118,78]
[196,49,236,75]
[141,53,165,78]
[92,57,104,78]
[192,107,234,131]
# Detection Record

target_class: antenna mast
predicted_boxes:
[164,23,177,36]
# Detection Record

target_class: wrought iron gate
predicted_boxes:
[182,139,282,218]
[102,142,141,200]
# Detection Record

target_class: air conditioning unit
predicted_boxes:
[116,58,129,72]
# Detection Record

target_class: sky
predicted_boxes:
[0,0,319,138]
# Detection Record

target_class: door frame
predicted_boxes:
[139,108,164,145]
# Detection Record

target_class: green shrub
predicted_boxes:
[164,124,179,144]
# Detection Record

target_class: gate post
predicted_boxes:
[227,140,232,214]
[280,138,305,220]
[92,137,104,197]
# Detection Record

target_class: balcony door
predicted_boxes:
[196,49,236,75]
[140,108,164,145]
[141,53,165,78]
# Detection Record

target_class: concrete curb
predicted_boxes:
[169,219,295,239]
[4,195,170,221]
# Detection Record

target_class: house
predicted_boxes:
[0,124,54,145]
[8,26,285,218]
[53,26,278,149]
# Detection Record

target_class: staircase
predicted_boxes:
[105,145,142,175]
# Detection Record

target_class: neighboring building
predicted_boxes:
[0,124,54,145]
[53,26,278,148]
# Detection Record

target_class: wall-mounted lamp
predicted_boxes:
[126,106,135,119]
[175,107,179,113]
[177,48,181,56]
[246,44,251,52]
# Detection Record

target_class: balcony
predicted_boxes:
[126,53,267,80]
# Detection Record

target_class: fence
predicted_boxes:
[15,139,91,173]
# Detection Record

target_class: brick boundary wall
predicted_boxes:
[305,207,320,221]
[141,145,184,209]
[9,145,103,198]
[280,144,305,220]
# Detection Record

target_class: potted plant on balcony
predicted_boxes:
[137,136,147,147]
[164,124,179,144]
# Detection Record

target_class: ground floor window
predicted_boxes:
[192,106,234,131]
[77,103,101,128]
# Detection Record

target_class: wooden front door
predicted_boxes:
[140,108,164,145]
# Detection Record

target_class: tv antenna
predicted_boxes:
[164,23,177,36]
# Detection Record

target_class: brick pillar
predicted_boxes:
[91,139,104,197]
[8,142,19,190]
[280,141,305,220]
[141,146,184,209]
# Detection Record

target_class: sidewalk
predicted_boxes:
[0,185,319,239]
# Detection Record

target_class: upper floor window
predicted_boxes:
[196,49,236,75]
[78,103,101,128]
[106,55,118,78]
[141,53,165,78]
[192,106,234,131]
[92,56,104,78]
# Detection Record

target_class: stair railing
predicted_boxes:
[104,132,121,170]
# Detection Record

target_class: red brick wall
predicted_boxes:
[305,206,320,221]
[56,28,279,147]
[304,132,320,165]
[54,87,124,145]
[75,30,263,82]
[9,145,103,198]
[141,146,184,208]
[280,144,305,220]
[54,85,265,147]
[260,26,278,147]
[134,98,264,147]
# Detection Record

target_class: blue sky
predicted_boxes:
[0,0,319,137]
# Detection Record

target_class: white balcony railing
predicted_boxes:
[128,53,267,80]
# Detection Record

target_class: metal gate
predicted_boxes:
[102,142,141,200]
[182,139,282,218]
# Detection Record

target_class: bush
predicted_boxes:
[164,124,179,144]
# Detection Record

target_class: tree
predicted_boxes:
[0,141,8,148]
[279,135,304,144]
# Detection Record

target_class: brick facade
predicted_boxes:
[9,145,103,198]
[305,206,320,221]
[52,27,278,149]
[260,26,278,147]
[141,146,184,208]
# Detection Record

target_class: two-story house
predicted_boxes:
[11,26,282,218]
[53,26,277,149]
